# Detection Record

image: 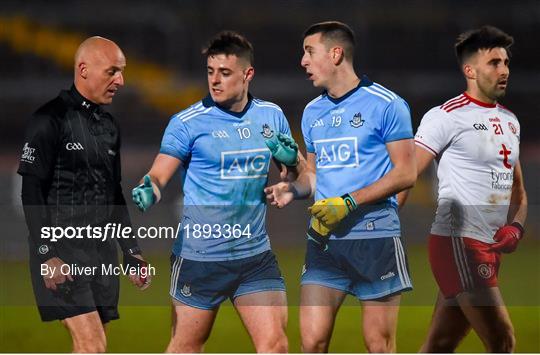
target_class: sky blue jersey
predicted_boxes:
[160,95,291,261]
[302,76,413,239]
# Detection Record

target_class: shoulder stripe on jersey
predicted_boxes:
[253,98,281,108]
[441,94,465,108]
[415,140,438,156]
[442,97,468,111]
[373,83,398,99]
[252,101,283,112]
[369,85,394,101]
[444,99,471,113]
[362,86,391,102]
[177,105,206,121]
[441,96,468,110]
[305,94,324,110]
[182,107,212,122]
[174,102,203,120]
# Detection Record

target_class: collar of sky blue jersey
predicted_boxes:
[324,74,373,104]
[67,84,101,113]
[202,93,254,118]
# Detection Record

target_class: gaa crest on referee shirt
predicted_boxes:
[261,124,274,138]
[350,112,364,128]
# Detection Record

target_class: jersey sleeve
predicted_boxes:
[380,98,414,143]
[414,107,453,156]
[277,110,292,136]
[301,110,315,153]
[17,114,60,180]
[159,114,193,162]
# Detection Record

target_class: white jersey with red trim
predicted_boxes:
[415,93,520,243]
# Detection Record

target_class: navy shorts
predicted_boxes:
[301,237,412,300]
[170,250,286,310]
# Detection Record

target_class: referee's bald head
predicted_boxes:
[74,36,126,105]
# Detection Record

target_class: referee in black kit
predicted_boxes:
[17,36,150,353]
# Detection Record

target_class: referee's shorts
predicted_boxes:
[29,240,120,323]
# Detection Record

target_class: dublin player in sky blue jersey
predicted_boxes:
[132,32,294,353]
[265,22,416,352]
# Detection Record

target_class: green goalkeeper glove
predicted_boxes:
[308,193,358,229]
[132,175,160,212]
[265,133,298,166]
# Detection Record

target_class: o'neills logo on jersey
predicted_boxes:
[220,148,271,179]
[313,137,359,169]
[21,143,36,163]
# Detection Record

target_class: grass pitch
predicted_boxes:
[1,243,539,352]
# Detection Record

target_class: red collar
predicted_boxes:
[463,92,497,108]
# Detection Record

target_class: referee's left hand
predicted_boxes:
[126,254,151,290]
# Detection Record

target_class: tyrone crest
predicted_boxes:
[350,112,364,128]
[508,122,517,135]
[477,264,493,279]
[261,124,274,138]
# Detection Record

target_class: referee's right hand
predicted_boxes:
[42,257,73,291]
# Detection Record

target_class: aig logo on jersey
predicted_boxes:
[313,137,359,169]
[66,142,84,150]
[220,148,271,179]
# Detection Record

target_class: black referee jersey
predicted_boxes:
[18,85,139,262]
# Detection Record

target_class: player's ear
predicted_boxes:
[331,47,344,65]
[463,63,476,80]
[244,67,255,83]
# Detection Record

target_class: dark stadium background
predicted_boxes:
[0,0,538,352]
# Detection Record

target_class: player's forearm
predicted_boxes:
[350,165,416,207]
[507,186,527,226]
[291,170,315,199]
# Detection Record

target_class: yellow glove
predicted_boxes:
[308,193,358,229]
[307,217,332,250]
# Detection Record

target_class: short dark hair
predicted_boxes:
[303,21,355,62]
[455,25,514,65]
[202,30,254,66]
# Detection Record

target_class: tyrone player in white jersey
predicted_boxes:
[398,26,527,352]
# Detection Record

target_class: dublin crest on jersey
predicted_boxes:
[261,123,274,138]
[350,112,364,128]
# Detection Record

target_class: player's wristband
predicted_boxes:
[341,193,358,212]
[510,222,525,238]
